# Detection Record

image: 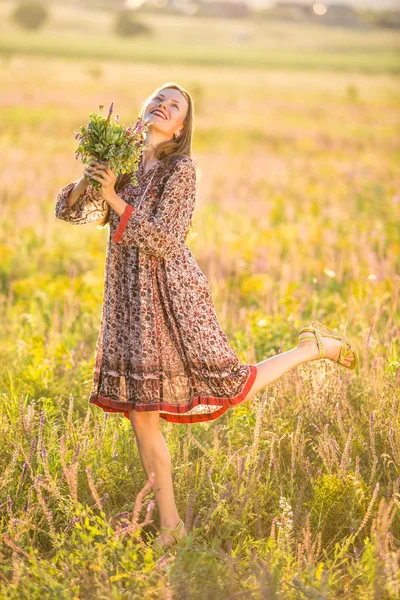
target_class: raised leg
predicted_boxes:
[129,409,187,547]
[244,335,355,401]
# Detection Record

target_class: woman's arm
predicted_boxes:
[55,177,108,225]
[112,157,197,259]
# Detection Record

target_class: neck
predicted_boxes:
[142,128,168,164]
[142,146,157,164]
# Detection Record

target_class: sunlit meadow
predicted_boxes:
[0,5,399,598]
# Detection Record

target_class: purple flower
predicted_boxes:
[100,493,109,505]
[134,119,145,132]
[72,443,80,463]
[20,463,29,483]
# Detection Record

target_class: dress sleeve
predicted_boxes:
[55,179,108,225]
[112,157,197,259]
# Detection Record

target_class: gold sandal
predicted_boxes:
[298,320,359,370]
[151,518,188,555]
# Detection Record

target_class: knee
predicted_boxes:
[129,409,160,435]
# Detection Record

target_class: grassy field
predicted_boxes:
[0,2,399,73]
[0,6,399,599]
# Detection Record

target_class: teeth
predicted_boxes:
[152,110,166,119]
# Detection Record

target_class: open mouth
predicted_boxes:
[151,109,167,120]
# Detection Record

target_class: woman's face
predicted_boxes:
[143,88,188,140]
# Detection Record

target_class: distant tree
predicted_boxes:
[11,1,49,31]
[375,10,400,29]
[114,9,152,37]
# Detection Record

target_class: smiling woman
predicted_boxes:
[54,80,358,553]
[54,82,260,551]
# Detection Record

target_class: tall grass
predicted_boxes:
[0,49,399,597]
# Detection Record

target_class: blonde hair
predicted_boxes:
[98,82,196,229]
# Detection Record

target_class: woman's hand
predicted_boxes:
[90,160,118,204]
[83,156,99,184]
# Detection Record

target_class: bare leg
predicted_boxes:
[129,410,187,547]
[245,334,355,401]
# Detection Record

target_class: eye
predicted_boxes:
[153,96,179,110]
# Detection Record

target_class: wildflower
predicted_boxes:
[323,268,336,278]
[100,493,109,506]
[107,101,114,122]
[20,462,29,483]
[72,443,80,463]
[74,103,150,189]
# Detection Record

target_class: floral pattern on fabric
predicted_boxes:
[55,155,257,423]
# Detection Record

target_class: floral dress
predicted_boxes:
[55,154,257,423]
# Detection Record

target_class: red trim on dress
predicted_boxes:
[113,204,135,243]
[89,364,258,424]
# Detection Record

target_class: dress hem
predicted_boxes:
[89,364,258,424]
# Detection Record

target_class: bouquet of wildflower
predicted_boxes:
[74,102,150,190]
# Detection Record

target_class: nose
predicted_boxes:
[151,102,167,118]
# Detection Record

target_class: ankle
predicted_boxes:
[295,342,318,363]
[160,516,181,529]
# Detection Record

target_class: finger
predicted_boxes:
[90,174,103,183]
[96,173,110,183]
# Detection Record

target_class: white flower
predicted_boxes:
[323,268,336,278]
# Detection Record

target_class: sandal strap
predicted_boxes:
[298,327,324,360]
[301,322,359,370]
[159,519,184,544]
[339,338,353,365]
